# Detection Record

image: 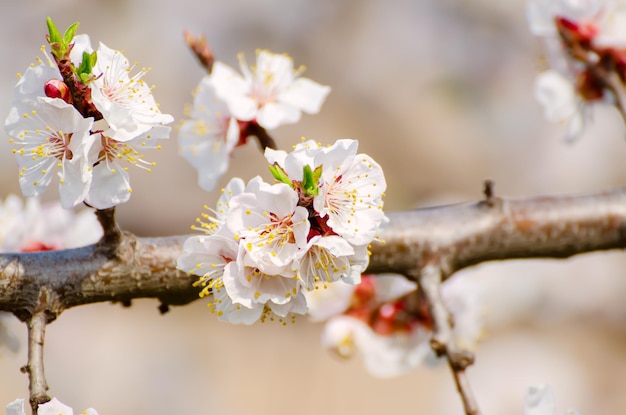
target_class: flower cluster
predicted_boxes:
[178,49,331,191]
[307,274,484,378]
[4,20,173,209]
[6,397,98,415]
[177,138,386,324]
[528,0,626,139]
[524,384,581,415]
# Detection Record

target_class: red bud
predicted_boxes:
[44,79,72,104]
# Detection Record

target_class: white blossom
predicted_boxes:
[5,97,96,208]
[266,138,388,246]
[227,177,310,275]
[210,50,330,129]
[313,139,388,246]
[296,235,355,291]
[178,76,240,192]
[90,42,173,142]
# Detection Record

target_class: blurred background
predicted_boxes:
[1,0,626,414]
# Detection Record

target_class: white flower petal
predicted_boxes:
[37,398,74,415]
[5,399,26,415]
[524,384,556,415]
[279,77,331,114]
[86,163,132,209]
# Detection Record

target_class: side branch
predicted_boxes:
[413,264,479,415]
[23,309,51,414]
[1,187,626,314]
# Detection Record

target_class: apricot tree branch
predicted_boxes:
[1,186,626,319]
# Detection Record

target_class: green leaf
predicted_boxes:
[77,51,97,81]
[89,50,98,67]
[63,22,79,45]
[46,18,80,61]
[46,17,62,45]
[302,165,319,196]
[268,163,292,186]
[313,165,323,183]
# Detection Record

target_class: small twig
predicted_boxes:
[184,31,214,73]
[94,207,122,250]
[22,309,51,414]
[482,179,496,207]
[594,68,626,128]
[412,264,480,415]
[450,368,480,415]
[245,122,279,151]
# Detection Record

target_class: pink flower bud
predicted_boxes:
[44,79,72,104]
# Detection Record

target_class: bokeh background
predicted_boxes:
[1,0,626,414]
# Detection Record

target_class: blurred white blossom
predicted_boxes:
[0,194,102,355]
[6,397,99,415]
[210,50,330,130]
[527,0,626,139]
[310,274,484,377]
[178,77,240,192]
[524,385,582,415]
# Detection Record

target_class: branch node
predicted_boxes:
[94,207,123,256]
[412,265,481,415]
[482,179,497,207]
[158,302,170,314]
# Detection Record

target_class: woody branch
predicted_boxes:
[1,185,625,318]
[2,184,626,414]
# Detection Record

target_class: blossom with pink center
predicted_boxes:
[5,97,96,208]
[178,76,240,191]
[265,138,388,246]
[289,139,388,246]
[227,177,310,275]
[210,50,330,129]
[90,41,174,142]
